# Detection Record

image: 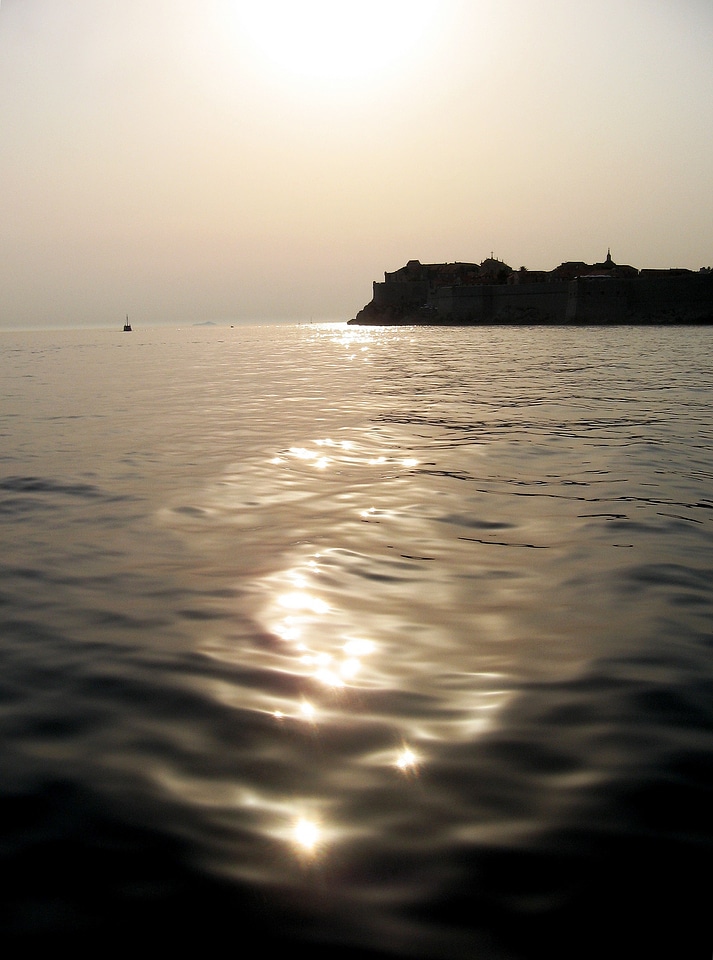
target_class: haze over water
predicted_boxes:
[1,323,711,957]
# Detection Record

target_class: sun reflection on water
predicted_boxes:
[270,436,419,479]
[299,700,317,721]
[293,817,321,855]
[193,418,515,867]
[250,546,440,860]
[278,590,330,615]
[197,531,511,864]
[395,747,420,773]
[264,552,384,704]
[343,638,372,655]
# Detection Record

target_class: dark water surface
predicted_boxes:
[1,323,711,957]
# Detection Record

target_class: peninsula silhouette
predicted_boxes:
[349,252,713,325]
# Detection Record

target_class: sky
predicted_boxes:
[1,0,712,328]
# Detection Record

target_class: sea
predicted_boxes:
[1,322,711,958]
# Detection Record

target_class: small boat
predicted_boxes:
[123,315,132,332]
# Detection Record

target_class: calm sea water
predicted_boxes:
[1,323,711,958]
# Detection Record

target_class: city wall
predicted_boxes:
[359,273,713,325]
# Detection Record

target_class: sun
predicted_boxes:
[236,0,438,87]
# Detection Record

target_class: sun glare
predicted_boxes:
[294,817,320,852]
[237,0,438,86]
[396,747,419,771]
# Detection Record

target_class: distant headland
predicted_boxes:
[348,252,713,325]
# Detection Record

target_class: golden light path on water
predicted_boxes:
[178,325,514,869]
[262,547,412,861]
[253,418,506,863]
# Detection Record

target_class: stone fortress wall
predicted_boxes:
[350,253,713,325]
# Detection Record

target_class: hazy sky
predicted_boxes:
[1,0,712,327]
